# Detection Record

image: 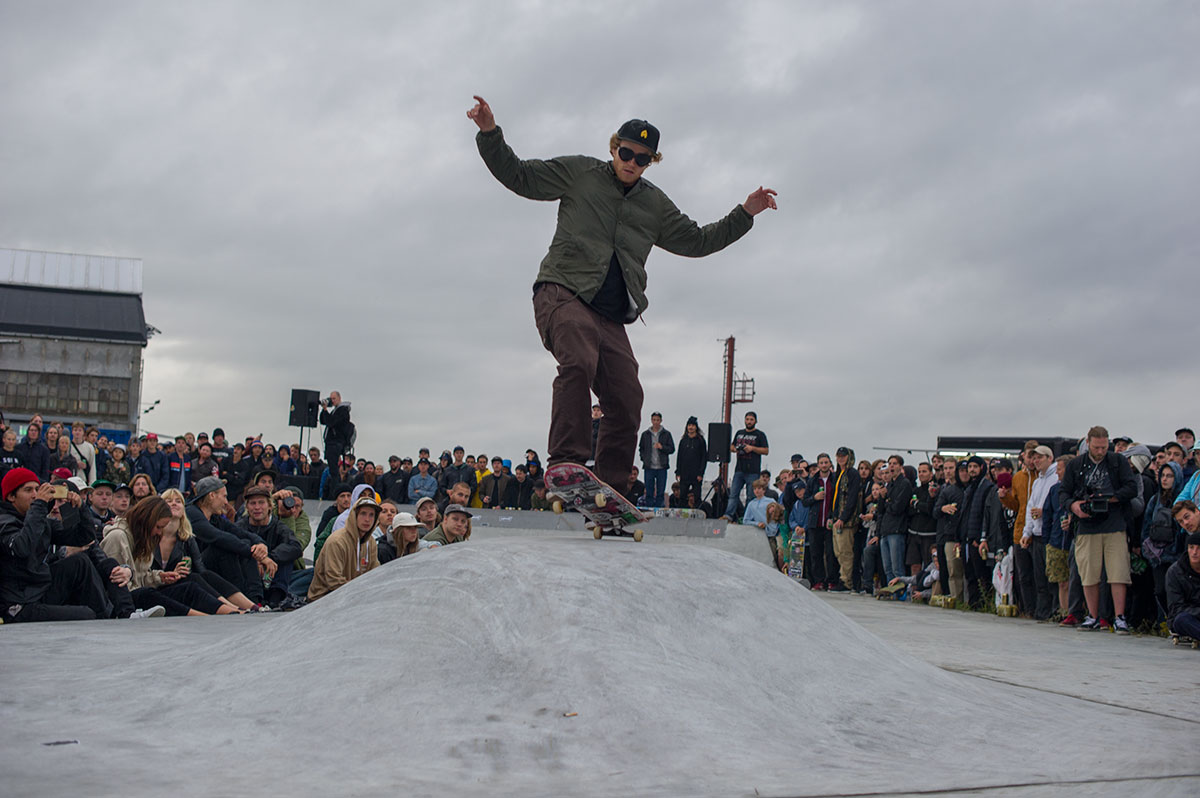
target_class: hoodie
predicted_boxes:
[1143,462,1185,566]
[308,501,379,601]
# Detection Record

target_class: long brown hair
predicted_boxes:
[126,496,173,561]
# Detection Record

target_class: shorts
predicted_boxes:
[906,533,935,567]
[1074,532,1131,586]
[1045,544,1069,583]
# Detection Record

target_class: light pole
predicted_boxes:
[138,399,160,437]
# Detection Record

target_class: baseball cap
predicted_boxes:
[392,511,421,527]
[444,503,473,518]
[68,477,89,492]
[52,467,74,480]
[190,476,225,504]
[836,446,851,456]
[1033,445,1054,458]
[617,119,660,153]
[243,485,272,501]
[146,433,158,440]
[90,479,117,491]
[388,455,400,463]
[415,496,436,510]
[791,453,805,462]
[113,483,133,496]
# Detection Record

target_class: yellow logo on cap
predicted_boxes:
[640,129,648,139]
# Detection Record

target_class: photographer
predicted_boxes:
[319,391,353,475]
[1060,426,1138,634]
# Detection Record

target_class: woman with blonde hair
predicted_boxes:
[157,489,256,612]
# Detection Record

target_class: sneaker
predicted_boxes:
[1059,613,1080,628]
[828,583,850,593]
[1113,615,1131,635]
[129,605,166,619]
[1079,616,1100,631]
[1098,617,1112,631]
[812,582,826,592]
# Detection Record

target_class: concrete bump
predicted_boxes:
[0,536,1196,797]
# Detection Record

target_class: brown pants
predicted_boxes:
[533,283,643,489]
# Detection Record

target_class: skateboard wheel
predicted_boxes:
[552,500,563,514]
[593,527,604,540]
[633,529,644,543]
[595,492,606,509]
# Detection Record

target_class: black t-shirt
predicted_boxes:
[590,252,631,323]
[732,428,768,473]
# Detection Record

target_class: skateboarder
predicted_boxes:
[468,95,777,491]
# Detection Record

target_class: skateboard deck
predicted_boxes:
[545,462,648,541]
[875,582,906,600]
[1170,633,1199,649]
[787,531,809,588]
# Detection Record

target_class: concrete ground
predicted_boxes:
[1,530,1196,797]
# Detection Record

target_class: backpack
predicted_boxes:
[1144,502,1176,545]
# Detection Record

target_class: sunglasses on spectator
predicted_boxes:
[617,146,653,167]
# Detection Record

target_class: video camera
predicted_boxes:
[1083,493,1113,516]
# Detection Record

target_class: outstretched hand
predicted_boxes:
[467,95,496,132]
[743,186,778,216]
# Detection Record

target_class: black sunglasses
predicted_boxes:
[617,146,653,167]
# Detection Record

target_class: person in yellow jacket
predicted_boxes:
[308,494,380,601]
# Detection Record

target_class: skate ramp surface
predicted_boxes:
[2,537,1197,797]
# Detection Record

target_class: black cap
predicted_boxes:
[333,483,352,497]
[617,119,660,153]
[790,453,804,462]
[836,447,851,456]
[1187,532,1200,547]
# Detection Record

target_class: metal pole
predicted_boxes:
[720,336,735,487]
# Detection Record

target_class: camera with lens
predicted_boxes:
[280,494,297,510]
[1083,493,1112,516]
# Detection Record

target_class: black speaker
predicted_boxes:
[289,389,320,428]
[708,422,731,463]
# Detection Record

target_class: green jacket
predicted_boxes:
[477,126,754,320]
[423,524,464,547]
[278,508,311,569]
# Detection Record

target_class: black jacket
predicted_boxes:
[187,505,263,559]
[439,463,476,498]
[1058,451,1138,536]
[879,476,914,537]
[239,516,302,566]
[319,404,353,446]
[831,467,862,527]
[638,428,675,470]
[378,469,410,504]
[910,481,937,536]
[0,499,54,606]
[675,433,707,477]
[17,441,50,481]
[933,483,965,546]
[1165,557,1200,626]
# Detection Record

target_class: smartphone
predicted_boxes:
[51,485,69,500]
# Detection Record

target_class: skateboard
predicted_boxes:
[787,530,810,588]
[875,582,906,601]
[1170,633,1199,649]
[545,462,648,541]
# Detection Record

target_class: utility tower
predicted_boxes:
[719,336,755,486]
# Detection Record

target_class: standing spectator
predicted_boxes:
[0,428,24,483]
[803,454,836,590]
[191,442,221,482]
[908,462,938,575]
[724,412,769,520]
[319,392,353,478]
[479,457,513,509]
[934,460,967,602]
[378,456,408,504]
[17,423,50,481]
[137,433,170,493]
[69,422,96,484]
[441,447,476,504]
[959,456,1004,608]
[879,455,914,586]
[209,428,233,464]
[48,435,78,477]
[828,447,860,592]
[1060,426,1138,633]
[1020,446,1059,620]
[406,458,438,504]
[167,436,193,496]
[104,444,133,485]
[1143,462,1185,619]
[511,466,533,510]
[638,412,675,508]
[89,429,110,482]
[1045,455,1075,622]
[1176,428,1197,478]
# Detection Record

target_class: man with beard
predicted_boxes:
[828,446,860,592]
[724,412,769,520]
[803,453,836,590]
[959,456,1004,608]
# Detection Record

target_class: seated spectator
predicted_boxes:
[624,466,645,505]
[406,458,437,504]
[100,496,229,616]
[424,503,472,546]
[438,481,473,514]
[415,496,440,535]
[765,501,787,571]
[85,479,117,530]
[308,494,381,601]
[375,498,399,541]
[530,479,553,511]
[479,457,513,509]
[157,488,255,612]
[16,423,50,481]
[238,486,303,609]
[314,484,376,562]
[1164,508,1200,641]
[1,468,109,621]
[104,444,132,485]
[187,476,273,608]
[378,511,426,563]
[886,557,940,602]
[110,482,133,520]
[220,443,252,506]
[315,483,353,544]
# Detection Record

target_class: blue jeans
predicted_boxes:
[725,471,753,518]
[881,534,905,583]
[643,468,668,507]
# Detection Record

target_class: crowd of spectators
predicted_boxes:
[2,409,1198,642]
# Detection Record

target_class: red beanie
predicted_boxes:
[2,467,40,501]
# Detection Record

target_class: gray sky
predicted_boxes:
[2,1,1196,470]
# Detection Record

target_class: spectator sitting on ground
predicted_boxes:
[438,481,473,514]
[100,496,228,616]
[109,482,133,521]
[886,557,940,602]
[316,483,353,542]
[1165,506,1200,641]
[187,476,273,608]
[375,499,399,542]
[238,486,303,610]
[414,496,440,535]
[0,468,114,622]
[130,472,156,501]
[308,494,381,601]
[313,484,375,562]
[741,478,773,528]
[378,511,427,563]
[424,504,472,547]
[157,488,255,612]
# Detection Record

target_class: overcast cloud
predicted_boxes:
[1,1,1196,468]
